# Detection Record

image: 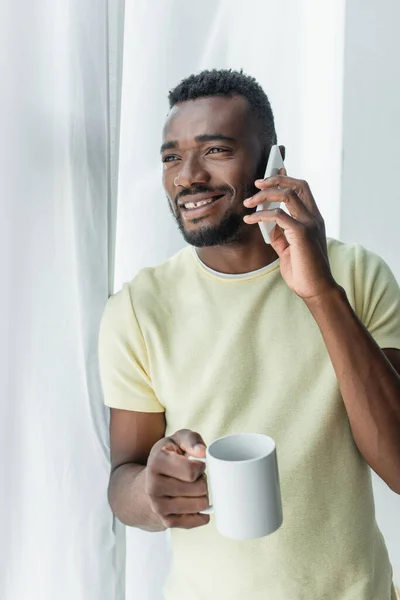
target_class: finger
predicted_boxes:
[243,207,300,230]
[162,513,210,530]
[244,189,314,225]
[157,495,210,516]
[171,429,207,457]
[255,174,304,189]
[155,450,206,482]
[243,188,283,207]
[254,175,321,219]
[150,473,208,498]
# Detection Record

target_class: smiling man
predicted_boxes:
[99,69,400,600]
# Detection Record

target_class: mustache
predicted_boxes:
[175,184,233,205]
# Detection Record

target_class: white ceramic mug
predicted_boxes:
[189,432,283,540]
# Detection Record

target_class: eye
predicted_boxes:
[207,147,228,155]
[162,155,180,163]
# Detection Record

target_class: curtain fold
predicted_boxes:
[1,1,124,598]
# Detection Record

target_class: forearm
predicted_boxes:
[108,463,166,531]
[306,285,400,493]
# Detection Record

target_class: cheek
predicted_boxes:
[162,169,170,189]
[218,157,255,185]
[166,194,177,215]
[163,174,175,202]
[226,168,256,198]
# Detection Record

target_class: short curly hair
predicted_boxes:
[168,69,277,149]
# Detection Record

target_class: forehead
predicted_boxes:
[162,95,253,144]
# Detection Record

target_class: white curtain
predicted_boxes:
[1,1,124,599]
[116,1,345,598]
[3,1,398,599]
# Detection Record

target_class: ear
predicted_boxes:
[278,145,286,161]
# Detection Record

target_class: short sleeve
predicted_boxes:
[355,245,400,350]
[98,283,165,412]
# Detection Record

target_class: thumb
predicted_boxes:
[172,429,207,457]
[270,224,289,257]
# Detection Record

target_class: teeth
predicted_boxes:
[184,198,215,210]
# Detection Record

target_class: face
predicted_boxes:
[161,96,266,247]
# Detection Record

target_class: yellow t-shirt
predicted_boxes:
[99,238,400,600]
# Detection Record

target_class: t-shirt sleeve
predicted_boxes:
[98,282,165,412]
[355,245,400,350]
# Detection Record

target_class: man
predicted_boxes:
[99,69,400,599]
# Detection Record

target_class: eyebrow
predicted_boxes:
[160,133,236,154]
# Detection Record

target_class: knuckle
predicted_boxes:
[177,428,197,439]
[162,515,177,529]
[165,513,210,530]
[175,428,190,438]
[146,452,157,469]
[145,473,159,496]
[298,179,308,189]
[187,464,201,483]
[145,481,156,497]
[153,435,169,450]
[148,437,168,462]
[146,455,159,472]
[198,496,210,511]
[197,475,208,496]
[152,499,164,515]
[174,428,201,446]
[148,495,164,515]
[190,514,210,529]
[180,516,200,530]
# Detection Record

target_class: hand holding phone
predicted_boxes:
[256,145,285,244]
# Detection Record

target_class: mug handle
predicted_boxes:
[188,455,214,514]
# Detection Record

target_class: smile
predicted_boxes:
[181,194,224,211]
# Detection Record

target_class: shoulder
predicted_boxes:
[328,237,368,265]
[327,237,400,322]
[131,245,191,288]
[118,246,194,308]
[327,237,391,281]
[100,247,193,335]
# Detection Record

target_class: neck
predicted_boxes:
[196,230,278,275]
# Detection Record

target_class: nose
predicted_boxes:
[177,156,211,188]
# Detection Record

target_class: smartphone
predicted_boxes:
[256,145,285,244]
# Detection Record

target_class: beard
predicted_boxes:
[169,183,255,247]
[175,209,246,247]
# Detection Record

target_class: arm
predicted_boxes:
[244,171,400,493]
[108,409,166,530]
[98,286,210,530]
[108,409,210,531]
[305,288,400,493]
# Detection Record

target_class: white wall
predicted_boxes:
[341,0,400,582]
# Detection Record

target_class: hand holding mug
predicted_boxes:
[145,429,210,529]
